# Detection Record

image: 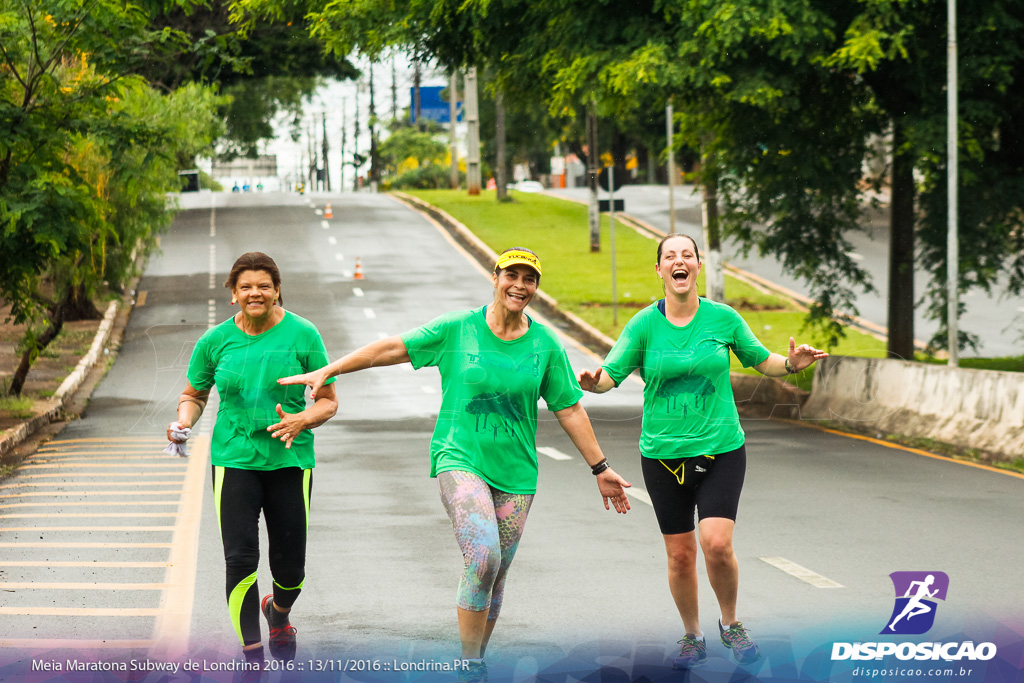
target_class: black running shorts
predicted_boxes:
[641,444,747,535]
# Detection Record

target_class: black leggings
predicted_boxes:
[641,445,746,535]
[213,466,312,646]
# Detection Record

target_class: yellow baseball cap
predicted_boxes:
[494,248,542,275]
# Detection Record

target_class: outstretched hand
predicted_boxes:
[597,468,632,514]
[267,404,306,450]
[278,368,328,400]
[788,337,829,373]
[578,368,603,393]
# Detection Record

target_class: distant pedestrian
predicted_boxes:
[279,247,630,683]
[166,252,338,679]
[578,234,827,669]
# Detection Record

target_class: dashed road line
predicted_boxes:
[420,386,437,394]
[627,488,652,506]
[353,287,364,297]
[760,556,844,588]
[0,583,171,591]
[537,446,573,461]
[321,219,329,229]
[328,236,337,245]
[364,308,376,319]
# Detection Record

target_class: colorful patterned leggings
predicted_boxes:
[437,470,534,621]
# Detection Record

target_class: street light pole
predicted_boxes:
[947,0,959,366]
[666,98,676,234]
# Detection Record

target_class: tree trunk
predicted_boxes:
[496,88,508,202]
[9,293,68,396]
[64,284,101,321]
[888,119,916,360]
[700,148,725,302]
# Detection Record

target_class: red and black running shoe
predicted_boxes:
[260,594,297,661]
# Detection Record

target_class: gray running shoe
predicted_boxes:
[719,619,761,664]
[672,634,708,669]
[457,659,489,683]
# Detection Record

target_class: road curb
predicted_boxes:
[0,300,121,461]
[389,191,805,419]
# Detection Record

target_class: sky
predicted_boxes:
[262,53,455,191]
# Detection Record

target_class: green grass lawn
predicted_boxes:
[407,189,892,389]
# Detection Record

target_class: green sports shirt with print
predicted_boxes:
[602,299,770,459]
[187,311,336,470]
[401,306,584,494]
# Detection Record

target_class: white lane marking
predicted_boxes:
[627,487,652,506]
[353,287,364,297]
[363,308,376,319]
[335,252,344,261]
[376,332,389,340]
[207,299,217,329]
[420,386,437,394]
[537,447,573,461]
[209,203,216,237]
[341,270,353,278]
[328,236,337,245]
[315,209,323,216]
[321,220,330,229]
[208,244,216,290]
[1017,306,1024,313]
[760,557,844,588]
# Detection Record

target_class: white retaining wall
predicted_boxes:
[803,356,1024,458]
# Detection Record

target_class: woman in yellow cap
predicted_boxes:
[278,247,630,682]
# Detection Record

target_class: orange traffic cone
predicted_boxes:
[353,257,364,280]
[324,203,334,219]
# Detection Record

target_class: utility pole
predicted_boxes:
[465,67,481,195]
[391,55,398,123]
[321,113,331,192]
[413,61,423,131]
[353,86,360,192]
[586,103,600,252]
[340,97,347,192]
[369,64,379,190]
[947,0,959,365]
[307,123,315,191]
[666,98,676,234]
[449,70,459,189]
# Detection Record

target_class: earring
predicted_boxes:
[231,297,237,305]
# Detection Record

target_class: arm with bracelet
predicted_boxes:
[165,383,210,456]
[553,401,631,513]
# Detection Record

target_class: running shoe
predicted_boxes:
[718,619,761,664]
[261,595,297,661]
[672,634,707,669]
[457,659,489,683]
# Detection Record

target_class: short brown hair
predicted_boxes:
[224,252,283,304]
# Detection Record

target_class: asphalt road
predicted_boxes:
[550,185,1023,358]
[0,191,1021,683]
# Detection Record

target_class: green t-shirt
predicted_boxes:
[602,299,770,459]
[400,306,584,494]
[187,311,336,470]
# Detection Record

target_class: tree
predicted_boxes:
[1,0,223,395]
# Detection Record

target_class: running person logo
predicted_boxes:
[881,571,949,635]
